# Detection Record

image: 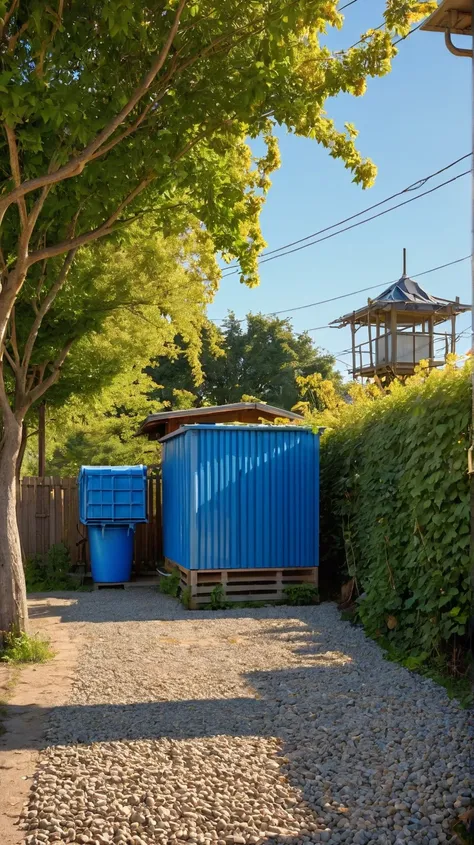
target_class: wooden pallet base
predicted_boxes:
[165,559,318,609]
[93,575,161,590]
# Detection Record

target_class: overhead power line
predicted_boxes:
[240,153,471,263]
[343,16,424,53]
[219,164,471,283]
[338,0,360,9]
[214,254,471,326]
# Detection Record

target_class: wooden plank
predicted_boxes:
[49,477,57,548]
[63,482,72,561]
[147,476,153,563]
[55,477,64,546]
[390,306,397,370]
[17,478,25,557]
[367,302,373,368]
[350,316,356,377]
[27,479,36,558]
[156,474,163,560]
[34,477,44,556]
[194,592,282,606]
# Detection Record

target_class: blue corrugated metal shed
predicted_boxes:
[161,425,319,571]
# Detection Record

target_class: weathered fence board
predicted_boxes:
[17,475,162,569]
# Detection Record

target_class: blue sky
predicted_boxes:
[207,1,471,377]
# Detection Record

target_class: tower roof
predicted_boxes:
[372,275,441,306]
[332,274,470,327]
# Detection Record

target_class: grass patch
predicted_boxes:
[25,543,81,591]
[379,640,472,708]
[159,568,181,598]
[0,631,55,665]
[204,584,231,611]
[343,609,473,709]
[181,586,192,609]
[283,583,319,606]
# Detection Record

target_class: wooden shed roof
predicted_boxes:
[137,402,304,439]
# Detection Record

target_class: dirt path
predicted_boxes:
[0,597,78,845]
[2,590,472,845]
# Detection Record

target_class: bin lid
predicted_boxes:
[79,465,147,477]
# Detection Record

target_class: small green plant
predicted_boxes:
[159,568,181,598]
[25,543,75,591]
[206,584,230,610]
[283,583,319,606]
[181,586,192,609]
[1,631,55,664]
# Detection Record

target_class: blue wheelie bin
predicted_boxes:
[79,466,147,583]
[87,524,136,583]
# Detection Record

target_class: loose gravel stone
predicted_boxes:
[19,591,471,845]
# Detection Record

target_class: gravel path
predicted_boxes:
[20,591,470,845]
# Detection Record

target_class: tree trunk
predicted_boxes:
[16,419,27,484]
[0,414,28,635]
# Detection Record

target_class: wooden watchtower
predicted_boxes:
[331,251,470,382]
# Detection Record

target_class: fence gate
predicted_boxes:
[17,475,162,572]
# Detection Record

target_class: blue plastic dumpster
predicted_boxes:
[79,465,147,583]
[87,524,136,583]
[79,465,148,523]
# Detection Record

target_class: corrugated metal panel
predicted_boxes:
[161,425,319,571]
[161,431,193,568]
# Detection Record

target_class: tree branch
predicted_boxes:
[0,0,187,216]
[22,248,77,378]
[9,305,20,366]
[5,123,28,229]
[35,0,64,78]
[24,115,229,270]
[25,175,154,268]
[27,339,74,406]
[2,343,17,373]
[6,19,28,54]
[0,0,20,43]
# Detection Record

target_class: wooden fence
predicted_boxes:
[17,476,163,572]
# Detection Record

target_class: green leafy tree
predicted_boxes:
[150,312,342,409]
[22,219,219,472]
[0,0,435,632]
[316,359,471,674]
[28,371,161,475]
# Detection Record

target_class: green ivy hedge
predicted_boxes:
[320,362,471,666]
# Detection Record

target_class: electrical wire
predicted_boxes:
[213,255,471,327]
[338,0,360,9]
[340,16,424,54]
[220,169,470,281]
[223,153,471,267]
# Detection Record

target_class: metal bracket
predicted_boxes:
[444,12,473,58]
[445,28,473,56]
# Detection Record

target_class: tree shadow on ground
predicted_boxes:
[11,593,464,844]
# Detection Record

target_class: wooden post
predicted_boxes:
[38,402,46,477]
[375,314,380,366]
[451,311,456,354]
[390,306,397,373]
[367,300,373,369]
[428,314,435,363]
[412,323,416,367]
[351,316,356,379]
